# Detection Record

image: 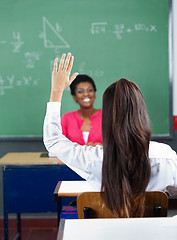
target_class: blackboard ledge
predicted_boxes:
[0,136,43,142]
[152,133,174,141]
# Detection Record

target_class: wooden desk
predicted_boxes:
[0,152,83,240]
[54,180,97,198]
[0,152,62,165]
[58,217,177,240]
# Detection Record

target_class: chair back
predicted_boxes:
[77,192,114,218]
[77,191,168,219]
[144,191,168,217]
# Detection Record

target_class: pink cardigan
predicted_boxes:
[61,109,102,145]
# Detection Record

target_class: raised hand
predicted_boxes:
[50,53,78,102]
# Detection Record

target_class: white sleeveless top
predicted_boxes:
[83,131,89,144]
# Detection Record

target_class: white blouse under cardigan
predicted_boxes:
[43,102,177,191]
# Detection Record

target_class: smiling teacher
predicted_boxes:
[61,74,102,146]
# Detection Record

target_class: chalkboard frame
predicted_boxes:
[153,0,173,141]
[0,0,174,141]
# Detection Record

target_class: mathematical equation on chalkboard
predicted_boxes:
[0,75,38,95]
[0,17,157,96]
[90,22,157,40]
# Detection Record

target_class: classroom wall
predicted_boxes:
[0,0,177,216]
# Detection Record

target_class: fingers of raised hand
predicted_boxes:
[59,53,66,70]
[67,55,74,73]
[69,72,79,83]
[63,53,72,71]
[53,53,75,77]
[53,58,58,72]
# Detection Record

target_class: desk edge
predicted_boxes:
[54,181,62,202]
[58,219,65,240]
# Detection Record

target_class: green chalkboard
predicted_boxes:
[0,0,172,137]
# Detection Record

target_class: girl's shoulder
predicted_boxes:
[149,141,177,159]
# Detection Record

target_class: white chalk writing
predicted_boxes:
[91,22,157,40]
[0,75,38,96]
[91,22,107,34]
[24,52,40,69]
[10,32,24,52]
[40,17,70,53]
[78,62,104,78]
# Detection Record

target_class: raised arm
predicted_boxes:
[43,53,103,191]
[50,53,78,102]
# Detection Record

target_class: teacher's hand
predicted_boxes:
[50,53,78,102]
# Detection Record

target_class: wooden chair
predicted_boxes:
[77,191,168,219]
[143,191,168,217]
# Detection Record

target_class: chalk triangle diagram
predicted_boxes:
[43,17,70,49]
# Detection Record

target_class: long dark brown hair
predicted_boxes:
[101,78,151,217]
